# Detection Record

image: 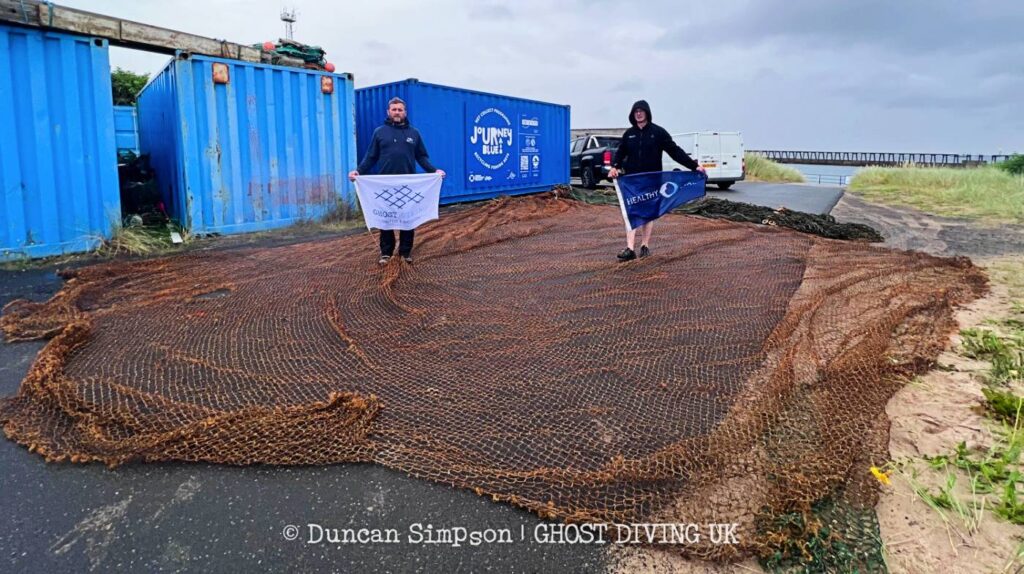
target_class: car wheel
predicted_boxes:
[581,165,597,189]
[717,182,733,190]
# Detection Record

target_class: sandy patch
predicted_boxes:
[879,273,1023,574]
[840,193,1024,573]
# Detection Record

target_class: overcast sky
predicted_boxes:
[66,0,1023,154]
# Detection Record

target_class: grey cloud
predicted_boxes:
[609,79,645,93]
[822,61,1024,112]
[854,78,1024,112]
[656,0,1024,55]
[363,40,393,53]
[64,0,1024,152]
[467,3,515,21]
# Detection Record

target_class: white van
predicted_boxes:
[663,132,745,190]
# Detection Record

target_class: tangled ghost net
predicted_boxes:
[1,193,985,561]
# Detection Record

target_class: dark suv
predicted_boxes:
[570,135,621,189]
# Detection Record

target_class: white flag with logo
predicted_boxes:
[353,173,443,230]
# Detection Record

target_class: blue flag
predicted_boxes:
[613,171,707,230]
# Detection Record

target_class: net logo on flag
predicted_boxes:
[353,173,444,230]
[613,171,706,230]
[375,185,424,210]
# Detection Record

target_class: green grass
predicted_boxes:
[906,416,1024,528]
[848,165,1024,223]
[94,224,189,257]
[744,153,805,183]
[292,201,363,233]
[998,154,1024,176]
[986,258,1024,301]
[983,388,1024,427]
[961,325,1024,386]
[903,465,986,532]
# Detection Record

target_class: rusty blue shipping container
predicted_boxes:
[355,79,570,204]
[137,54,356,235]
[0,25,120,261]
[113,105,140,154]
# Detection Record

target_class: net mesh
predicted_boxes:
[0,193,986,562]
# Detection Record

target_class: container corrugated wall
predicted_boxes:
[0,25,120,261]
[355,79,570,204]
[138,60,185,221]
[113,105,140,153]
[137,54,357,235]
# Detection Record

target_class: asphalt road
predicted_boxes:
[707,181,844,215]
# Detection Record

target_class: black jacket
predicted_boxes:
[356,118,438,175]
[612,100,699,174]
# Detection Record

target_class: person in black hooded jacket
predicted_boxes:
[608,100,704,261]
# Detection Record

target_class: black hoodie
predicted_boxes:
[612,100,699,174]
[357,117,438,175]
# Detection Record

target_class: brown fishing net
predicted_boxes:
[0,193,986,563]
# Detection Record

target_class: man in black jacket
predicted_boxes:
[608,100,704,261]
[349,97,445,264]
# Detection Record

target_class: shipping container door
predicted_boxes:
[0,25,119,261]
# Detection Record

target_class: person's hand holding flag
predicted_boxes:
[610,166,705,179]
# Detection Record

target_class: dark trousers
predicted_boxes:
[379,229,415,257]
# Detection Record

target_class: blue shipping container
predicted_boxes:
[355,79,570,204]
[0,25,120,261]
[113,105,140,154]
[137,54,357,235]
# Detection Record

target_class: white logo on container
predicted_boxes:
[470,108,513,170]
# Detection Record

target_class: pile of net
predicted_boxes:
[678,197,884,242]
[565,186,884,242]
[0,193,986,564]
[258,38,329,69]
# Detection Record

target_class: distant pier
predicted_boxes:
[747,150,1013,168]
